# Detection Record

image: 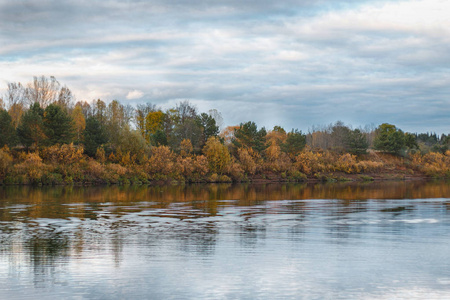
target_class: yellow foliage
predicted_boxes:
[41,143,84,165]
[180,139,193,157]
[418,152,450,176]
[14,152,48,183]
[265,143,281,162]
[71,105,86,142]
[226,158,244,181]
[336,153,360,174]
[96,147,106,163]
[0,148,13,179]
[108,152,117,163]
[357,160,384,172]
[145,111,164,135]
[86,159,105,178]
[176,156,195,178]
[203,136,231,174]
[119,151,132,166]
[237,147,257,175]
[194,155,209,177]
[219,125,239,145]
[146,146,174,175]
[266,130,287,147]
[294,149,323,175]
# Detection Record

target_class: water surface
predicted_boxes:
[0,181,449,299]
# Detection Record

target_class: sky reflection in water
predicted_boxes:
[0,181,450,299]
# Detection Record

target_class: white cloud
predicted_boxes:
[126,90,144,100]
[1,0,450,133]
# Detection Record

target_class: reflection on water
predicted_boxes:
[0,181,449,299]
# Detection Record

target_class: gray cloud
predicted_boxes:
[1,0,449,134]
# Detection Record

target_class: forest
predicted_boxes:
[0,76,449,185]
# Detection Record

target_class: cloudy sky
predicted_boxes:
[1,0,449,133]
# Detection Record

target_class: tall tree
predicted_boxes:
[134,103,157,137]
[25,76,61,107]
[83,116,108,157]
[43,104,76,145]
[232,121,267,153]
[168,101,203,151]
[330,121,352,152]
[373,123,405,154]
[196,113,219,147]
[281,129,306,157]
[0,109,18,147]
[345,129,368,155]
[17,102,46,148]
[71,105,86,144]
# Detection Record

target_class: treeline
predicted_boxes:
[0,76,449,185]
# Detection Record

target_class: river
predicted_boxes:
[0,181,449,299]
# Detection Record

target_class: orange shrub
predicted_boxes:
[41,143,84,165]
[85,159,106,178]
[14,152,49,183]
[145,146,175,175]
[294,149,323,175]
[335,153,360,174]
[237,147,258,175]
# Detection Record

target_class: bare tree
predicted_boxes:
[208,108,224,130]
[5,82,26,107]
[25,76,60,107]
[57,86,74,110]
[176,100,197,124]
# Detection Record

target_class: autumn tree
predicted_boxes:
[71,105,86,143]
[220,125,239,146]
[25,76,61,107]
[75,101,92,118]
[116,128,150,163]
[145,110,165,143]
[267,126,287,145]
[56,86,74,110]
[104,100,132,150]
[134,103,157,137]
[91,99,107,124]
[180,139,194,157]
[168,101,203,151]
[203,136,231,174]
[5,82,26,128]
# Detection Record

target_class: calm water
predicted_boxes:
[0,181,450,299]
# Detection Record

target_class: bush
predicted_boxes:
[0,148,13,180]
[41,143,84,165]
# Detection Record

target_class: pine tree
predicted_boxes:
[0,109,18,147]
[43,104,75,145]
[84,116,108,157]
[17,102,46,148]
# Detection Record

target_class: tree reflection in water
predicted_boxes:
[0,181,449,298]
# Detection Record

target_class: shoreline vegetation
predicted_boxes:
[0,76,449,186]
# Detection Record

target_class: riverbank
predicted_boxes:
[0,144,448,186]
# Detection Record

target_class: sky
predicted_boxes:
[1,0,449,133]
